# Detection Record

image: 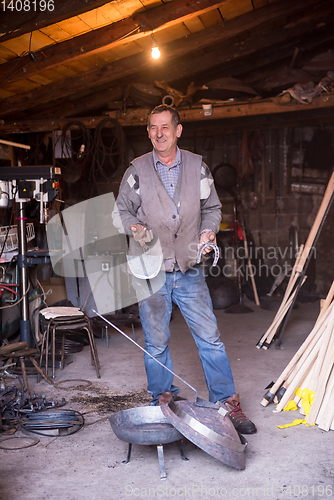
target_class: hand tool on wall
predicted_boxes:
[241,221,260,306]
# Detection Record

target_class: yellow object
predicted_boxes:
[295,387,315,418]
[283,400,298,411]
[219,222,229,230]
[277,419,314,429]
[277,387,316,429]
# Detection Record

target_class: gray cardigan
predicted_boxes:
[113,149,221,273]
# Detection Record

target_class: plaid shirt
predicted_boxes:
[153,147,181,199]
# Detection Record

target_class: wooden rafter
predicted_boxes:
[1,92,334,134]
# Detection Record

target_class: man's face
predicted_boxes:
[147,111,182,157]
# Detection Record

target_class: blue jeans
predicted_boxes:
[138,266,235,405]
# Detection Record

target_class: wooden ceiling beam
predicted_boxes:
[1,93,334,134]
[0,0,116,42]
[1,7,333,118]
[1,0,328,87]
[0,0,225,85]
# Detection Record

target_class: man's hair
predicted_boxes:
[148,105,181,128]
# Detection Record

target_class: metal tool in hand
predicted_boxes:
[93,310,222,410]
[196,242,220,266]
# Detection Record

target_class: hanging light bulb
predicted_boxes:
[151,37,160,59]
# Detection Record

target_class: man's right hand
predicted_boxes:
[130,224,154,247]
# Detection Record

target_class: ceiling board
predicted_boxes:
[139,0,162,7]
[75,54,107,70]
[0,31,53,56]
[0,88,14,99]
[63,60,94,74]
[198,9,223,28]
[39,25,75,43]
[112,0,147,18]
[1,78,40,93]
[49,64,81,79]
[96,3,125,23]
[97,49,122,64]
[77,10,115,30]
[219,0,254,21]
[153,23,191,45]
[27,74,53,86]
[183,17,206,33]
[55,18,92,37]
[109,42,143,59]
[0,45,16,64]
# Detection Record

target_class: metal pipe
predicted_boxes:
[17,201,31,346]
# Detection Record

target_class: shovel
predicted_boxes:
[92,310,222,411]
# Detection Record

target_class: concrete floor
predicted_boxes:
[1,298,334,500]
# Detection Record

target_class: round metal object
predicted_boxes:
[109,405,183,446]
[0,436,40,450]
[53,379,92,390]
[161,399,247,470]
[212,163,237,189]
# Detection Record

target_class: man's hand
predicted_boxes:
[130,224,154,247]
[198,230,217,255]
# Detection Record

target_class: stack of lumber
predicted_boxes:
[261,281,334,431]
[257,170,334,349]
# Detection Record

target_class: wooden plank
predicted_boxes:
[154,23,190,44]
[56,18,92,37]
[2,90,334,134]
[0,89,14,99]
[63,60,93,74]
[199,9,224,28]
[25,74,53,86]
[0,45,16,64]
[110,42,143,59]
[316,367,334,431]
[183,17,206,34]
[219,0,254,20]
[306,326,334,425]
[112,0,146,18]
[97,3,125,23]
[0,31,53,56]
[1,79,40,93]
[78,10,115,30]
[0,0,117,42]
[39,25,73,43]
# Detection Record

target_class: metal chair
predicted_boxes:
[39,307,101,379]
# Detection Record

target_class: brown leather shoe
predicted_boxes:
[157,391,175,405]
[223,394,257,434]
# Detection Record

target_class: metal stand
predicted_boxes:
[123,440,187,480]
[157,445,167,480]
[17,202,31,346]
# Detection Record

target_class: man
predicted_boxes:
[113,105,256,434]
